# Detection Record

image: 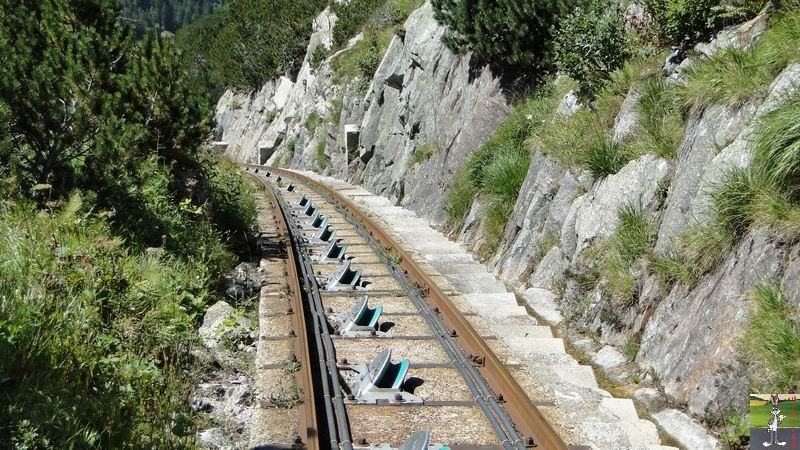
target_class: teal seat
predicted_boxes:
[399,431,431,450]
[351,298,382,329]
[319,241,347,263]
[317,226,335,243]
[297,195,308,207]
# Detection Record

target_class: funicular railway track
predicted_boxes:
[245,164,568,450]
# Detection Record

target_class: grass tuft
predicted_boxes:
[681,11,800,108]
[445,83,561,234]
[740,284,800,393]
[634,76,685,160]
[592,205,656,305]
[480,144,531,201]
[408,143,438,168]
[305,111,321,132]
[329,98,343,125]
[316,125,330,169]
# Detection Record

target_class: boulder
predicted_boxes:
[612,88,641,144]
[573,154,670,257]
[695,9,769,58]
[529,246,568,290]
[522,287,563,325]
[555,90,582,119]
[651,409,718,450]
[633,387,667,411]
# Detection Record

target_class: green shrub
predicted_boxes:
[332,28,392,91]
[331,0,385,48]
[174,0,327,93]
[643,0,730,45]
[594,205,656,305]
[740,285,800,392]
[0,195,217,448]
[431,0,568,76]
[445,84,560,229]
[204,155,258,253]
[408,143,438,168]
[310,45,327,71]
[554,1,629,101]
[305,111,321,132]
[634,76,685,160]
[357,33,382,81]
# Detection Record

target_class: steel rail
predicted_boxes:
[277,192,354,450]
[247,172,328,450]
[290,176,522,448]
[325,190,518,450]
[255,165,569,450]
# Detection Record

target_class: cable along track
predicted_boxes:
[246,165,568,450]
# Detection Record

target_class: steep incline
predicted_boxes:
[215,1,800,446]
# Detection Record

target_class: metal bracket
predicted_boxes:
[292,200,316,218]
[299,212,327,230]
[312,240,348,264]
[344,349,422,405]
[305,224,337,246]
[353,431,448,450]
[330,296,386,337]
[292,195,309,210]
[325,259,362,291]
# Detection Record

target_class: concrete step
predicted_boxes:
[506,337,565,355]
[448,280,508,294]
[292,169,671,450]
[434,263,490,275]
[463,293,517,307]
[422,253,475,264]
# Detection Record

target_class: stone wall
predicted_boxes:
[214,1,799,425]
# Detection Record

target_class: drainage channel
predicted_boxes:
[246,165,568,450]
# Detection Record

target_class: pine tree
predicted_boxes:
[0,0,131,190]
[0,0,211,197]
[430,0,570,77]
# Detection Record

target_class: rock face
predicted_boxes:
[215,2,510,225]
[349,4,511,223]
[215,0,800,433]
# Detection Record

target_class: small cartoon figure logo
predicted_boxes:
[750,394,798,448]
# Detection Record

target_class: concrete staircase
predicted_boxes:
[292,170,679,450]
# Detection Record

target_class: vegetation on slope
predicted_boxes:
[329,0,423,91]
[445,83,564,252]
[174,0,327,96]
[741,284,800,392]
[431,0,568,79]
[0,0,257,447]
[119,0,225,34]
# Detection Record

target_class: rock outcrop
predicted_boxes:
[215,0,800,441]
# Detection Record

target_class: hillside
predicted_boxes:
[215,0,800,447]
[119,0,225,33]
